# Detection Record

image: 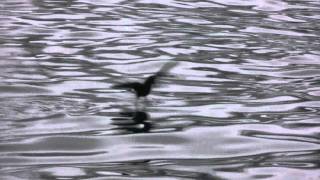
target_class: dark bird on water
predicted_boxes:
[112,62,177,99]
[113,73,160,98]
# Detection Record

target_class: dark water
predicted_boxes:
[1,0,320,179]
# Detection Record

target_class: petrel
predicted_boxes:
[112,62,177,99]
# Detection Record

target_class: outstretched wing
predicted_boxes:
[159,61,178,74]
[112,82,140,90]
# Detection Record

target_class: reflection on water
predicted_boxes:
[112,110,152,133]
[1,0,320,179]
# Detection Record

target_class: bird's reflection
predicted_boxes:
[111,110,152,133]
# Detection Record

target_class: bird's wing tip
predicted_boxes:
[160,61,178,73]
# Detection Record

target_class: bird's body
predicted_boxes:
[113,74,158,98]
[112,62,176,99]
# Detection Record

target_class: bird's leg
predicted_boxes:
[134,97,147,111]
[134,98,139,110]
[140,97,147,110]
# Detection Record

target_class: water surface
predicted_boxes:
[1,0,320,179]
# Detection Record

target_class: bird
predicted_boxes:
[112,61,177,99]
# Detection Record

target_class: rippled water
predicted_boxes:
[1,0,320,179]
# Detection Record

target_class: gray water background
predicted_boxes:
[1,0,320,179]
